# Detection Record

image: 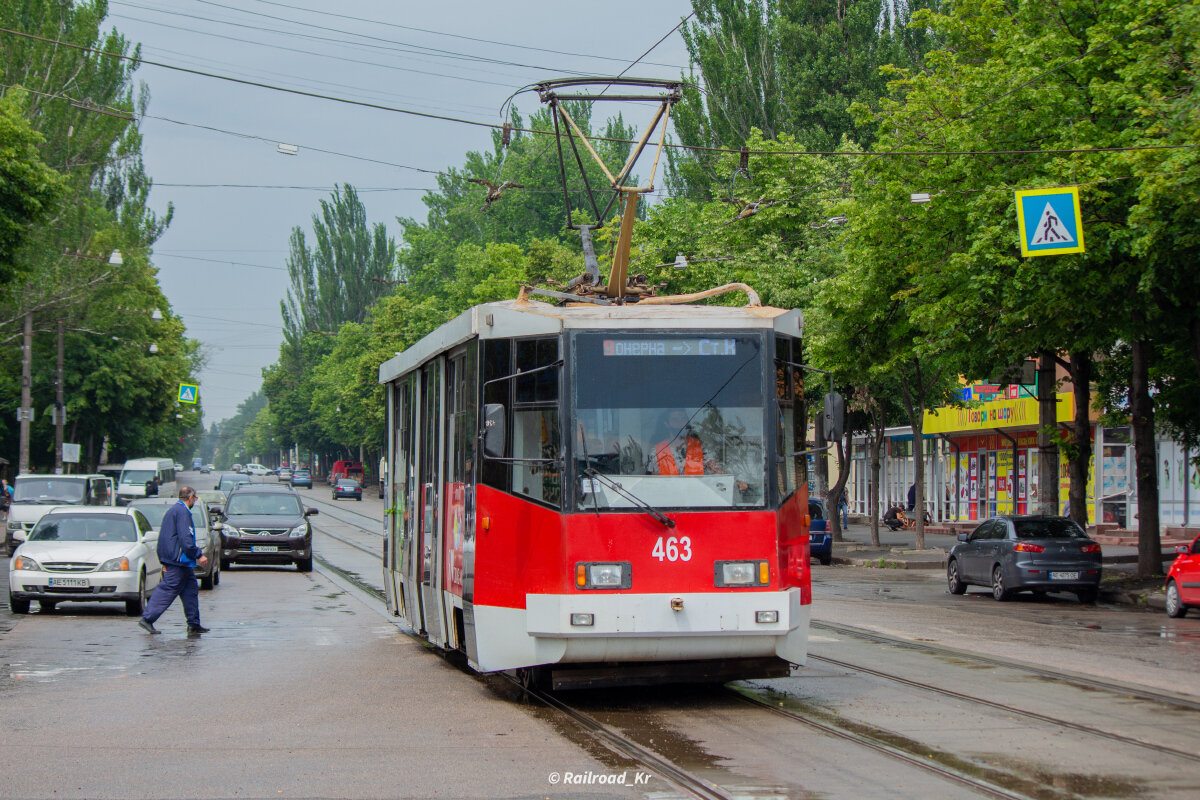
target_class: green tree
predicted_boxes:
[0,89,62,279]
[281,184,397,345]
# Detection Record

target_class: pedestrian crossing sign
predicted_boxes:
[178,383,198,404]
[1015,187,1085,257]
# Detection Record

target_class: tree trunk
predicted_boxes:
[1068,351,1092,528]
[899,368,926,550]
[828,430,853,542]
[869,418,883,548]
[19,311,32,474]
[1130,337,1162,578]
[1036,349,1060,515]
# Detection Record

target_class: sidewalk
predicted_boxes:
[826,518,1177,609]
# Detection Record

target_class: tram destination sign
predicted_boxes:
[603,338,737,357]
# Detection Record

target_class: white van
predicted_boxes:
[117,458,177,500]
[5,473,116,555]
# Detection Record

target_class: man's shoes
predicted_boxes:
[138,618,160,635]
[187,625,210,635]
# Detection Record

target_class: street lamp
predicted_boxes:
[148,342,159,354]
[108,250,123,265]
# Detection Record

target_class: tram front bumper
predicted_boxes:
[469,590,809,673]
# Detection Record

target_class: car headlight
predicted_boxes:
[289,524,307,538]
[98,557,131,572]
[13,555,41,571]
[222,525,241,536]
[7,520,20,530]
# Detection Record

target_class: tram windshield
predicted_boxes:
[573,332,766,510]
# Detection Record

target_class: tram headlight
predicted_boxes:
[715,560,769,587]
[574,562,631,590]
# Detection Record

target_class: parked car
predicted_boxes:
[808,497,833,566]
[278,468,293,482]
[290,469,313,489]
[1165,534,1200,618]
[8,506,162,615]
[214,485,317,572]
[333,479,362,501]
[215,473,252,494]
[947,515,1102,603]
[244,463,271,477]
[130,497,221,589]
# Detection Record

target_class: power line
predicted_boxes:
[241,0,686,70]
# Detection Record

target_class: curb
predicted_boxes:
[833,556,945,570]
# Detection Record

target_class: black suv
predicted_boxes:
[215,484,318,572]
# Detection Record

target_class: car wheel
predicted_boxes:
[9,593,30,614]
[1076,587,1099,605]
[212,559,220,587]
[296,557,313,573]
[818,554,832,566]
[220,557,231,570]
[947,559,967,595]
[1166,580,1188,618]
[125,571,147,616]
[200,565,215,590]
[38,600,57,613]
[356,496,362,502]
[991,565,1010,601]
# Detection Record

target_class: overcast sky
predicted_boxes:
[113,0,694,424]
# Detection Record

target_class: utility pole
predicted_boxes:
[55,319,65,474]
[18,311,33,474]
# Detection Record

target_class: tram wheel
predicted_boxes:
[517,666,546,693]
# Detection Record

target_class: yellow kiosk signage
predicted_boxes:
[1015,187,1085,257]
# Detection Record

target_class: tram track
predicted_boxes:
[807,652,1200,764]
[299,493,384,535]
[813,619,1200,712]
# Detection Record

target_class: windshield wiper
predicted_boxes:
[583,468,675,528]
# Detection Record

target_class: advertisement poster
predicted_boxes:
[969,455,979,501]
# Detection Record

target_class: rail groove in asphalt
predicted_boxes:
[808,652,1200,764]
[813,620,1200,712]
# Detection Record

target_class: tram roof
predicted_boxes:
[379,299,803,384]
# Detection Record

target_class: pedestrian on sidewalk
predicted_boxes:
[838,491,849,528]
[906,483,916,512]
[138,486,209,636]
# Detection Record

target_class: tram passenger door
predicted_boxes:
[418,359,446,645]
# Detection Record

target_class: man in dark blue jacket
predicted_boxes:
[139,486,209,635]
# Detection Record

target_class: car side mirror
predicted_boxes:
[482,403,506,458]
[212,522,224,531]
[1177,545,1189,555]
[305,508,318,516]
[957,533,969,542]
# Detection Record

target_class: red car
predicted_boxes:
[1165,534,1200,618]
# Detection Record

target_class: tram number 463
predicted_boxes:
[652,536,693,562]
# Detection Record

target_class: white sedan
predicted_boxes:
[244,463,271,477]
[8,507,162,616]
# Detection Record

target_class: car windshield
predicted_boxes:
[573,332,767,510]
[120,470,158,485]
[30,514,136,542]
[294,471,310,477]
[218,476,251,490]
[337,480,358,488]
[13,478,86,504]
[227,493,303,516]
[1013,518,1088,539]
[131,502,206,528]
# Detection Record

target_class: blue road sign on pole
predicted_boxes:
[178,383,198,404]
[1015,187,1085,257]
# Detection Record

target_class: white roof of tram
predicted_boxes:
[378,299,803,385]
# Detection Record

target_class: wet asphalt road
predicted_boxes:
[3,473,1200,799]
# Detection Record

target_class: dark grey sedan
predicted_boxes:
[947,516,1102,603]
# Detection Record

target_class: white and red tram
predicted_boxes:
[379,298,813,689]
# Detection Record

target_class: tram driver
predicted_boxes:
[652,409,755,499]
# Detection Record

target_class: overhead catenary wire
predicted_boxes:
[4,26,1189,162]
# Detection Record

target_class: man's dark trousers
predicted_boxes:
[143,564,200,626]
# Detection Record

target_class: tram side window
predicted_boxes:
[513,338,562,507]
[776,336,807,499]
[481,339,512,492]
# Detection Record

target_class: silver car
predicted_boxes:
[130,498,221,589]
[947,515,1102,603]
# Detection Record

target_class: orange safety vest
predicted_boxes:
[656,437,704,475]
